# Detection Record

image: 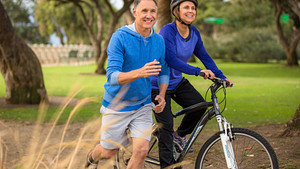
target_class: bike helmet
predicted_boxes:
[170,0,198,25]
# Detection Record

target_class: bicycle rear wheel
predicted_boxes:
[195,128,279,169]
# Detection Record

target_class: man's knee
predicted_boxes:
[132,138,149,158]
[95,145,118,159]
[133,146,149,157]
[103,148,119,159]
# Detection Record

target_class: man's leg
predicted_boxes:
[93,144,119,160]
[126,138,150,169]
[126,103,153,169]
[85,144,118,168]
[86,106,130,168]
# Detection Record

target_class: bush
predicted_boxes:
[201,35,226,60]
[202,28,286,63]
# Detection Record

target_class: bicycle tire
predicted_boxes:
[195,128,279,169]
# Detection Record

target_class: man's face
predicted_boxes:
[133,0,157,30]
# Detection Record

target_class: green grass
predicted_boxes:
[0,62,299,126]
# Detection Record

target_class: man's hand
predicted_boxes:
[138,59,161,78]
[118,59,161,85]
[200,70,215,79]
[153,95,166,113]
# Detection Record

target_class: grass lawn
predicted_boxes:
[0,62,299,127]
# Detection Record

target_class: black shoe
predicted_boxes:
[173,131,194,153]
[85,150,99,169]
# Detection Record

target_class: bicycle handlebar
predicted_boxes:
[199,72,233,87]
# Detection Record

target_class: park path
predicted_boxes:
[1,119,299,169]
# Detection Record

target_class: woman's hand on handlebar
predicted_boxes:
[200,70,215,79]
[225,78,234,87]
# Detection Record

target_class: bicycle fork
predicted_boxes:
[216,115,238,169]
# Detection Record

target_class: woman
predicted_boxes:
[151,0,233,168]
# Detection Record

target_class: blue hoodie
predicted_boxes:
[102,24,169,111]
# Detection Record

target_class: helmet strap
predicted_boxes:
[175,16,191,26]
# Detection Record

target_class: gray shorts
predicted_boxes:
[100,103,154,149]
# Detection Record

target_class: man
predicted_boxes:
[85,0,169,169]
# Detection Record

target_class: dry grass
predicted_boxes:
[0,85,190,169]
[0,85,105,169]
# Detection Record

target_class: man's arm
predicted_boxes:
[118,60,161,85]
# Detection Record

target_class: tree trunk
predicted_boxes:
[157,0,172,32]
[124,6,134,25]
[286,50,299,67]
[94,0,134,74]
[95,16,120,74]
[0,1,48,104]
[280,105,300,137]
[271,0,300,67]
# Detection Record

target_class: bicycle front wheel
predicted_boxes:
[195,128,279,169]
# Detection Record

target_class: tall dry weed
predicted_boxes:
[0,84,189,169]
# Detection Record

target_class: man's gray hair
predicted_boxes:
[134,0,158,8]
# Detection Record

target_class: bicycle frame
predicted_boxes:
[174,78,237,168]
[117,77,234,167]
[116,76,278,169]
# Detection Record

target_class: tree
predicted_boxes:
[95,0,134,74]
[38,0,133,74]
[35,0,112,45]
[195,0,225,37]
[157,0,172,32]
[2,0,48,44]
[270,0,300,67]
[217,0,274,32]
[280,105,300,137]
[0,1,48,104]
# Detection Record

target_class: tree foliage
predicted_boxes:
[2,0,48,44]
[35,0,133,74]
[220,0,274,31]
[35,0,111,44]
[193,0,224,36]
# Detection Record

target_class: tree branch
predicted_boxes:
[74,2,97,43]
[291,0,300,18]
[90,0,103,42]
[117,0,134,17]
[78,0,94,27]
[272,0,289,50]
[104,0,115,15]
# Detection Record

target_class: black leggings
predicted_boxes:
[151,78,206,168]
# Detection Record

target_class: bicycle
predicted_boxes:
[114,73,279,169]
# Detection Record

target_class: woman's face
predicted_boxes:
[179,1,196,24]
